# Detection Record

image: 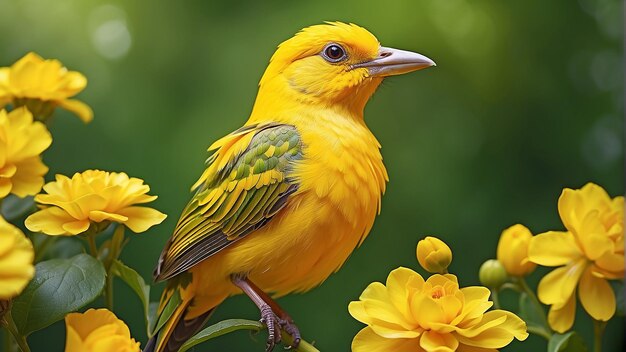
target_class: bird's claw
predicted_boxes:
[279,318,301,349]
[260,304,281,352]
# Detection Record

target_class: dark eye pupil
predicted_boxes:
[325,45,344,60]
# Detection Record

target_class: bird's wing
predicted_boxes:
[154,123,302,281]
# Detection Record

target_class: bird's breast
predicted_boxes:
[293,113,388,232]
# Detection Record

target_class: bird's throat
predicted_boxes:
[249,75,382,124]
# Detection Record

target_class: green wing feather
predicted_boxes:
[154,123,302,281]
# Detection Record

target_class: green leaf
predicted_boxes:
[519,292,547,330]
[548,332,588,352]
[110,260,151,334]
[147,302,159,337]
[179,319,263,352]
[11,254,106,335]
[153,289,181,336]
[1,195,34,221]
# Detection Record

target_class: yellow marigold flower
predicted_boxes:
[0,216,35,299]
[528,183,624,333]
[0,52,93,122]
[496,224,536,277]
[25,170,167,236]
[0,107,52,198]
[349,267,528,352]
[416,236,452,274]
[65,308,140,352]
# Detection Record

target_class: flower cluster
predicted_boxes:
[528,183,623,332]
[0,52,92,122]
[25,170,167,236]
[0,53,164,352]
[350,237,528,351]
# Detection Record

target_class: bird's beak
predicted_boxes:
[352,46,436,77]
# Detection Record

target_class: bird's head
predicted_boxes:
[250,22,435,120]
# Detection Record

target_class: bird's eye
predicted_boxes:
[322,44,347,63]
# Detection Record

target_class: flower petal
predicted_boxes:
[89,210,128,223]
[58,99,93,123]
[10,157,48,197]
[116,206,166,233]
[410,292,446,329]
[576,211,614,260]
[61,220,90,235]
[0,177,12,198]
[456,311,527,348]
[387,267,424,319]
[456,344,498,352]
[420,330,458,352]
[537,258,586,305]
[578,266,615,321]
[528,231,581,266]
[351,327,423,352]
[547,292,576,333]
[349,282,417,336]
[25,207,77,235]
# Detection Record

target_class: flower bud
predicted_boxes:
[497,224,536,277]
[416,236,452,273]
[479,259,508,289]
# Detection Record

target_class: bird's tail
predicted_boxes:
[144,276,215,352]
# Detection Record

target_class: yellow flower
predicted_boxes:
[0,215,35,299]
[496,224,536,277]
[349,267,528,352]
[65,308,140,352]
[0,52,93,122]
[0,107,51,198]
[416,236,452,274]
[528,183,624,333]
[25,170,167,236]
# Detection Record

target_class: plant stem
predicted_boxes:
[87,234,98,259]
[1,311,30,352]
[593,320,606,352]
[517,277,551,333]
[295,339,320,352]
[3,328,14,352]
[282,330,320,352]
[491,289,501,309]
[105,272,114,310]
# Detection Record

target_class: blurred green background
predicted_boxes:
[1,0,623,351]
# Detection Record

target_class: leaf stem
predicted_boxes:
[1,310,30,352]
[593,319,606,352]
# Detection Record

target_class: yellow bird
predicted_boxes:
[146,22,435,352]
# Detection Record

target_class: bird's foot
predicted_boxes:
[259,304,281,352]
[279,318,301,349]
